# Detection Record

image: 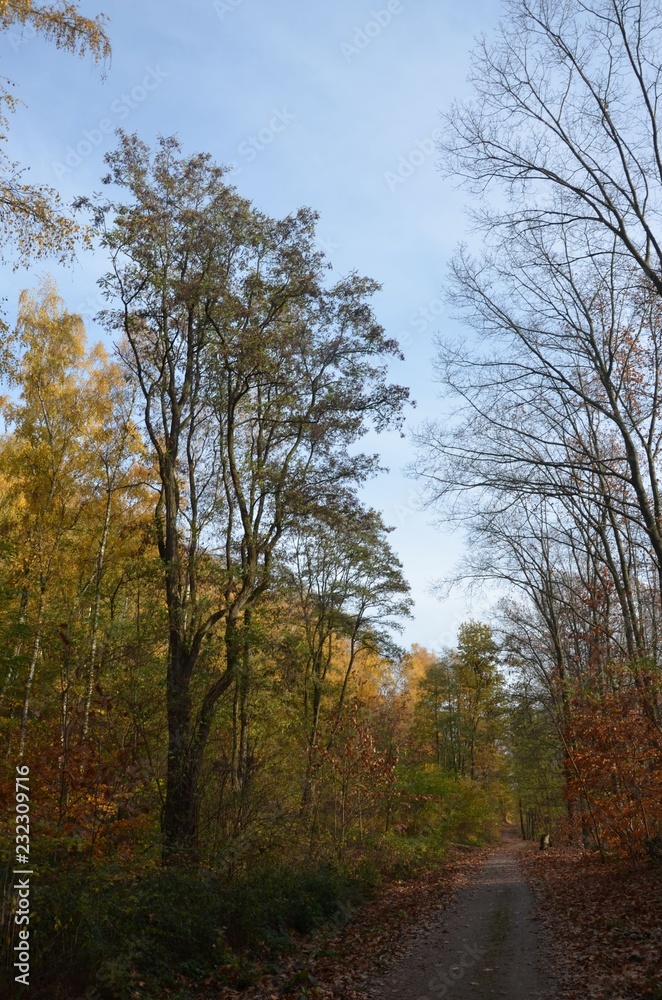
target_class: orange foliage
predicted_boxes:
[0,716,157,861]
[566,681,662,861]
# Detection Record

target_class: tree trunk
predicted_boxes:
[301,643,328,814]
[0,585,28,708]
[231,610,252,792]
[83,492,111,738]
[19,596,44,757]
[162,639,197,864]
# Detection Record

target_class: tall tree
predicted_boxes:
[413,624,504,780]
[1,281,89,754]
[0,280,146,761]
[92,133,409,863]
[415,0,662,856]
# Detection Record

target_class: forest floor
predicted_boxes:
[201,828,662,1000]
[521,841,662,999]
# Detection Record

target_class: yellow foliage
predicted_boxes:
[0,1,110,265]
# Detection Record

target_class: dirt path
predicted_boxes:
[368,830,558,1000]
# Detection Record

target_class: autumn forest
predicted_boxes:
[1,2,662,999]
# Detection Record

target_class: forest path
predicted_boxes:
[367,828,558,1000]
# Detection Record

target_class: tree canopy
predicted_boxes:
[0,0,110,268]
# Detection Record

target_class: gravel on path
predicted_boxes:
[368,831,558,1000]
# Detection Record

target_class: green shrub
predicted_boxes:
[0,858,370,998]
[393,765,503,847]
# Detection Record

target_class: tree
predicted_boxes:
[415,0,662,855]
[430,0,662,599]
[455,621,504,780]
[442,0,662,297]
[413,657,456,770]
[1,281,90,755]
[508,679,565,841]
[0,0,110,267]
[92,133,409,863]
[411,624,505,780]
[0,280,148,767]
[287,506,411,809]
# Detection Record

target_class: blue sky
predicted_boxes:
[1,0,503,652]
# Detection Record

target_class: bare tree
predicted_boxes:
[414,1,662,852]
[443,0,662,294]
